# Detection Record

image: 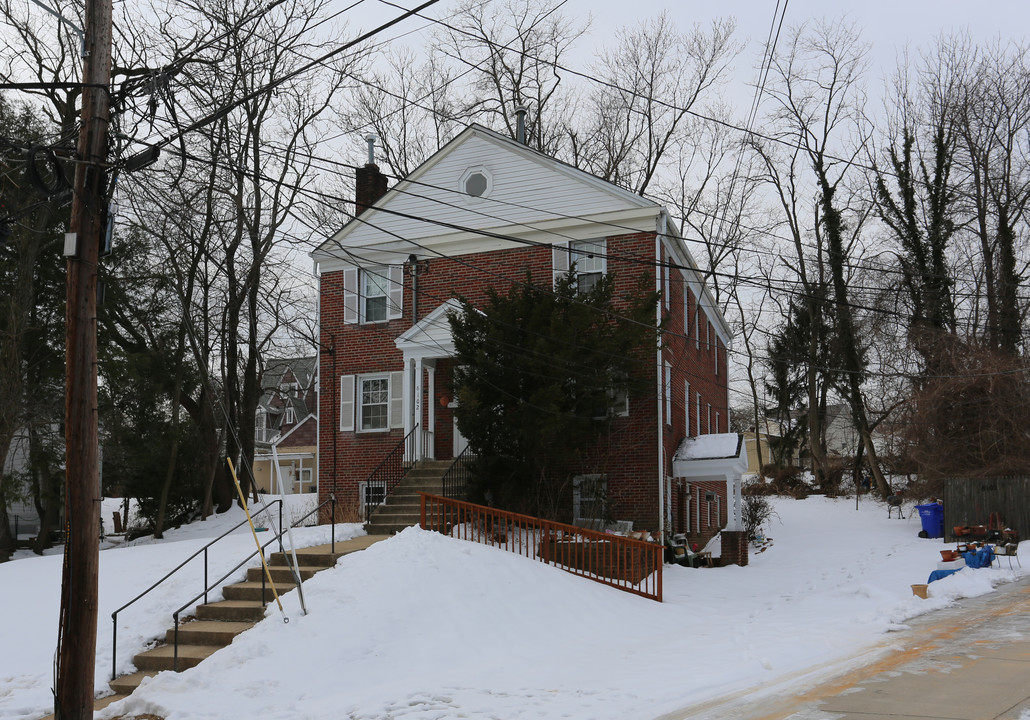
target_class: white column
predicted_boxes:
[426,364,436,460]
[401,356,413,443]
[414,357,425,461]
[726,473,743,531]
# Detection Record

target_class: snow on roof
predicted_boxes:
[674,433,744,461]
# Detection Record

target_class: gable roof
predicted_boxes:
[394,299,462,359]
[261,356,316,391]
[312,124,662,269]
[311,123,733,344]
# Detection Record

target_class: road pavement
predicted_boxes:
[659,575,1030,720]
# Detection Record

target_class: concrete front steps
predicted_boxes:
[86,536,388,715]
[365,459,454,535]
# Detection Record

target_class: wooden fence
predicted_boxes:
[419,493,663,602]
[943,476,1030,541]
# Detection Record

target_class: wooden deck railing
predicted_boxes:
[419,493,662,602]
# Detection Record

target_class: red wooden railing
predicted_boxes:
[419,493,663,602]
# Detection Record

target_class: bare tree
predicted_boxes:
[347,49,464,177]
[433,0,587,153]
[575,14,738,195]
[749,20,898,493]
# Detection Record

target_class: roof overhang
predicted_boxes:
[672,433,749,479]
[394,299,462,359]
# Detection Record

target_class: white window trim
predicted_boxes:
[684,382,690,436]
[607,385,630,418]
[343,265,403,324]
[696,391,701,436]
[297,467,315,493]
[707,403,712,434]
[283,404,295,425]
[459,165,493,201]
[358,480,386,519]
[662,248,670,310]
[568,239,607,292]
[573,473,607,525]
[357,373,391,432]
[715,411,721,434]
[664,360,672,425]
[683,282,690,336]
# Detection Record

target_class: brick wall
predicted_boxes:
[318,232,727,533]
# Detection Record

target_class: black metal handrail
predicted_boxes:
[169,495,337,671]
[364,425,419,524]
[111,494,336,679]
[442,444,477,500]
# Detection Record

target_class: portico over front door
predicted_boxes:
[394,299,461,463]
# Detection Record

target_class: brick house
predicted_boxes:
[311,124,747,561]
[252,356,318,494]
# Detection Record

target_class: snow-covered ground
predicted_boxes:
[1,495,1024,720]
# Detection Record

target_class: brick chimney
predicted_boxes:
[355,134,389,216]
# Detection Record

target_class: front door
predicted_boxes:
[452,413,469,456]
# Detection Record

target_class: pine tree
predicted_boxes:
[448,269,660,519]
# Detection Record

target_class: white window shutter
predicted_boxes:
[552,242,570,288]
[684,382,690,436]
[340,375,355,431]
[343,267,358,324]
[389,371,404,428]
[683,282,691,335]
[388,265,404,319]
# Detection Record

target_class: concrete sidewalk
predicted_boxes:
[663,576,1030,720]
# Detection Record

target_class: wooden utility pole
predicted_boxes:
[56,0,112,711]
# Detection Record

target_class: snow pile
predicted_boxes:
[0,499,363,720]
[0,496,1024,720]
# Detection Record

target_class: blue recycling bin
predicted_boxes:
[915,503,944,538]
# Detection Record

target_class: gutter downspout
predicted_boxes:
[656,214,667,541]
[315,267,323,505]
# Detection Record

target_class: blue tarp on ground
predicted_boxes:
[927,547,996,583]
[963,546,995,568]
[928,568,962,583]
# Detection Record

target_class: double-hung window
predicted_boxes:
[342,265,403,324]
[363,267,389,323]
[359,376,390,431]
[573,474,607,525]
[571,239,606,292]
[339,372,403,432]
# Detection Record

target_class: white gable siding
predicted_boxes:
[331,133,652,251]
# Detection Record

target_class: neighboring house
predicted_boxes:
[311,123,747,562]
[742,431,798,474]
[3,429,38,540]
[252,357,318,494]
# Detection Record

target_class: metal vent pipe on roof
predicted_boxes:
[364,133,377,165]
[515,105,528,145]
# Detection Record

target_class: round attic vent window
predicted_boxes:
[465,172,488,197]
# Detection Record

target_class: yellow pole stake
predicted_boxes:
[227,458,287,622]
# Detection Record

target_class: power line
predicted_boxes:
[119,121,1024,381]
[142,0,443,156]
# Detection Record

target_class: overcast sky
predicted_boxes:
[357,0,1030,124]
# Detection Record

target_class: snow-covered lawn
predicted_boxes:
[1,495,1024,720]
